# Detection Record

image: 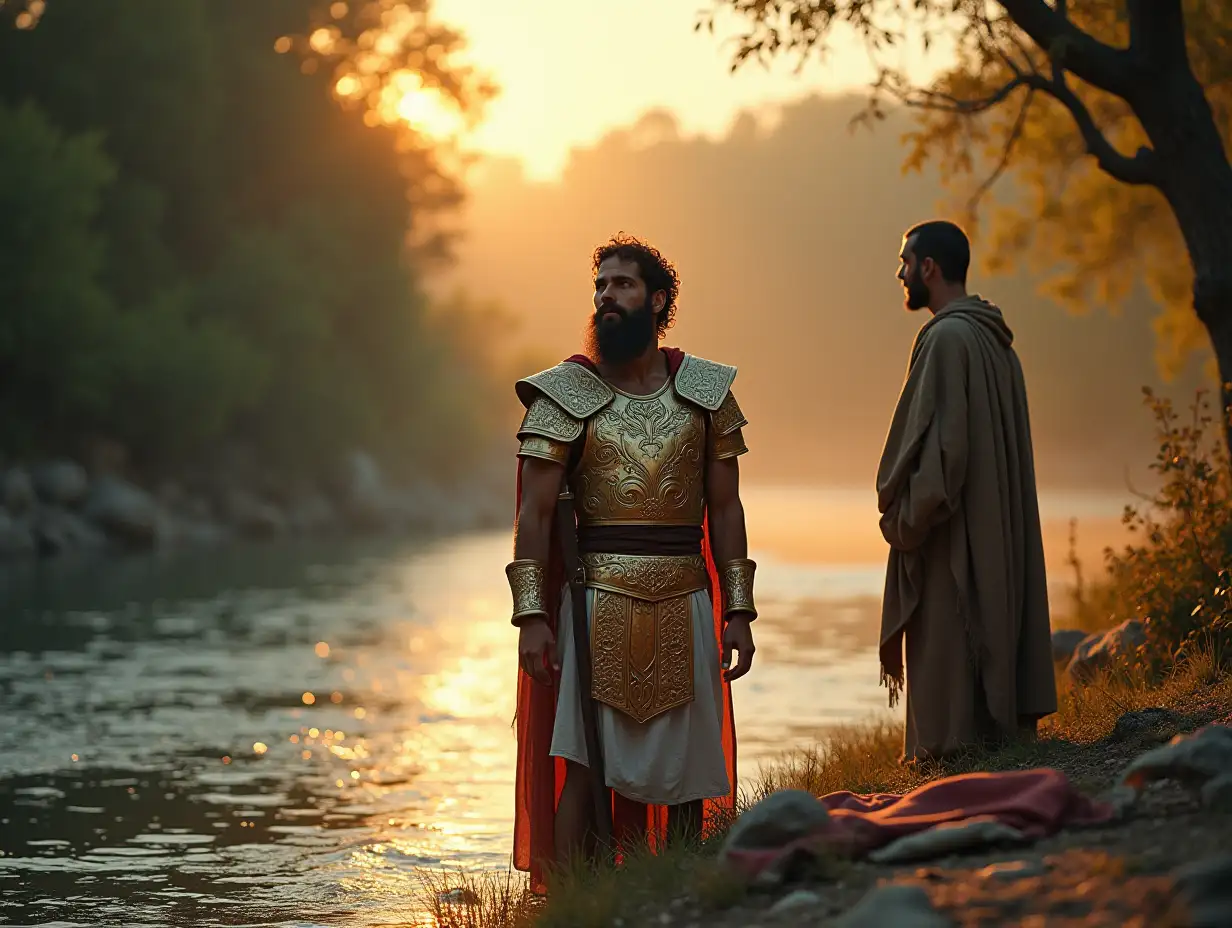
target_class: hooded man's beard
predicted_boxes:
[904,266,931,311]
[585,298,658,364]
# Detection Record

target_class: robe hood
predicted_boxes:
[932,294,1014,348]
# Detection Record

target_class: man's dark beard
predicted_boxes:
[904,266,931,311]
[585,298,657,364]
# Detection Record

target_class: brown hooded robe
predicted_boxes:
[877,296,1057,762]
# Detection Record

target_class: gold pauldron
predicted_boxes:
[506,559,549,625]
[718,558,757,620]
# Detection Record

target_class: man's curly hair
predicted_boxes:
[591,233,681,337]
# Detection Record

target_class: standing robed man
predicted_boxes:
[879,220,1057,763]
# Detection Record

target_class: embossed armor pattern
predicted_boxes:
[710,391,747,437]
[571,381,707,526]
[518,395,584,443]
[674,355,738,411]
[506,559,550,624]
[581,553,709,601]
[709,427,748,461]
[517,435,572,465]
[515,362,614,418]
[591,588,694,724]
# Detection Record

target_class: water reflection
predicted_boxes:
[0,494,1116,925]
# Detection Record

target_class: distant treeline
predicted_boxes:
[0,0,504,485]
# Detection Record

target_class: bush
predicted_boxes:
[1075,387,1232,666]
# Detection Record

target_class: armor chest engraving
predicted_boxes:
[571,383,706,526]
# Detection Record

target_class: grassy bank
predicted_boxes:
[413,645,1230,928]
[417,389,1232,927]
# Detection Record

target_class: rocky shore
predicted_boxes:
[0,451,510,561]
[645,699,1232,927]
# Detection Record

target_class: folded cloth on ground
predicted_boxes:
[722,767,1117,878]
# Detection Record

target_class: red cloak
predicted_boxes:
[511,347,738,893]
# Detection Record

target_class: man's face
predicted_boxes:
[897,236,931,312]
[589,256,660,363]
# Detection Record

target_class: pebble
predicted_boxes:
[1170,854,1232,928]
[1199,773,1232,811]
[834,884,952,927]
[977,858,1046,880]
[768,888,823,915]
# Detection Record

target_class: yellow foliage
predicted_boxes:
[901,0,1232,378]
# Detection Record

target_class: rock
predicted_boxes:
[33,506,108,556]
[32,460,89,507]
[286,492,337,533]
[1066,619,1146,683]
[867,817,1028,864]
[1051,628,1089,664]
[1169,854,1232,928]
[0,468,36,514]
[1120,725,1232,793]
[1112,707,1181,741]
[721,789,831,854]
[335,450,391,529]
[222,490,286,539]
[1200,774,1232,811]
[1097,783,1140,818]
[436,886,479,906]
[0,509,35,558]
[768,888,823,915]
[83,476,160,548]
[720,789,833,888]
[154,511,228,549]
[835,884,951,927]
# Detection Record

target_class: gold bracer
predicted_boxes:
[718,558,757,620]
[506,559,550,626]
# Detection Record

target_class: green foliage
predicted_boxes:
[0,100,120,451]
[1076,388,1232,664]
[0,0,501,482]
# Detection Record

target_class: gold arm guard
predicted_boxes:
[518,434,572,466]
[718,558,757,620]
[506,558,550,626]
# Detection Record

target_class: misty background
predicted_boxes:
[442,94,1211,495]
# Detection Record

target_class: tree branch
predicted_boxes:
[1126,0,1189,69]
[997,0,1137,97]
[900,74,1033,116]
[1024,71,1162,186]
[965,87,1035,216]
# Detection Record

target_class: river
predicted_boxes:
[0,486,1128,926]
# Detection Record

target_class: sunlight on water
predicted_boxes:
[0,487,1132,925]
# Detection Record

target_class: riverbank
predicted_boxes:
[421,649,1232,928]
[0,451,510,561]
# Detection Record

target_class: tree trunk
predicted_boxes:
[1137,68,1232,455]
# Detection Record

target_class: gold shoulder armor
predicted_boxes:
[515,361,614,418]
[710,390,748,438]
[517,394,584,443]
[673,354,738,412]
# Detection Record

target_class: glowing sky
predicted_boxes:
[431,0,952,180]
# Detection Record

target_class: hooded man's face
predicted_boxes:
[897,236,932,312]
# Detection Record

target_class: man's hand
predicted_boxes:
[518,618,558,686]
[721,614,756,682]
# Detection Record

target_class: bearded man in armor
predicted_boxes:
[505,234,756,886]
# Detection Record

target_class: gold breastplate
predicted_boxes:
[570,381,706,526]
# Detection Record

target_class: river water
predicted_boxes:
[0,486,1125,927]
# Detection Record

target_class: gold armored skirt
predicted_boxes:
[581,552,710,724]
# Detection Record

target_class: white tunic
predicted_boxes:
[549,587,731,805]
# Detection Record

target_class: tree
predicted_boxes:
[701,1,1232,446]
[0,1,504,483]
